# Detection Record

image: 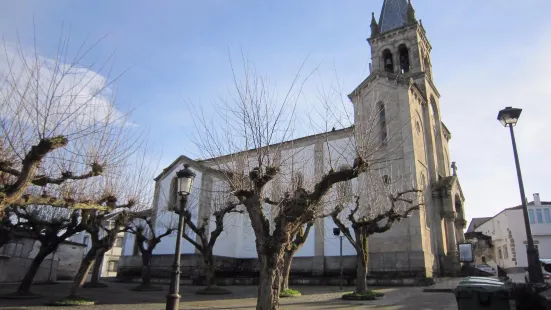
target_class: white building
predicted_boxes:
[70,218,125,278]
[121,0,467,279]
[472,193,551,273]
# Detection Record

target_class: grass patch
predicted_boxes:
[342,290,385,300]
[280,289,302,298]
[48,296,96,307]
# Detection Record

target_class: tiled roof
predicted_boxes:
[466,217,492,233]
[379,0,409,33]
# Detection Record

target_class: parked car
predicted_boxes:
[474,264,496,275]
[524,259,551,283]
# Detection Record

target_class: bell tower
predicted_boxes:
[369,0,432,83]
[349,0,465,277]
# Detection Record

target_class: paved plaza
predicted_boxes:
[0,281,457,310]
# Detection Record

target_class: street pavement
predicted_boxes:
[0,281,457,310]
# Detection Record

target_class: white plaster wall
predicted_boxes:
[323,217,356,256]
[235,213,258,258]
[477,204,551,270]
[153,164,203,255]
[477,210,521,269]
[210,179,243,258]
[321,137,356,257]
[123,232,135,256]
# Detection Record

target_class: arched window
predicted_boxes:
[383,49,394,73]
[398,44,410,73]
[378,102,387,143]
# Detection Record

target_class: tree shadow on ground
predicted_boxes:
[0,282,456,310]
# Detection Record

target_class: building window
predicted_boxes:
[378,102,387,144]
[537,209,544,224]
[415,120,421,134]
[529,209,535,224]
[114,237,124,247]
[503,245,508,259]
[382,175,391,185]
[545,209,551,223]
[108,260,118,272]
[498,248,503,259]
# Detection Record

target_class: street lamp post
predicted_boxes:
[165,164,196,310]
[333,228,343,290]
[497,107,543,283]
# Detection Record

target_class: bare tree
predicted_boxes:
[0,205,83,297]
[127,210,176,291]
[330,169,424,295]
[279,222,313,293]
[65,144,159,298]
[0,212,11,248]
[162,176,241,294]
[0,31,139,214]
[191,59,369,310]
[77,209,133,290]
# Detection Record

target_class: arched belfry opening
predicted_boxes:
[398,44,410,73]
[383,49,394,73]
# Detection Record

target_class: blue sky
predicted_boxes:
[1,0,550,223]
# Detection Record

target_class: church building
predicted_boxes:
[120,0,466,280]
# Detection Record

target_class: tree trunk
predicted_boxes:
[355,252,368,293]
[68,247,97,297]
[141,251,152,286]
[89,249,105,284]
[280,251,293,292]
[203,251,216,288]
[256,253,282,310]
[16,248,50,294]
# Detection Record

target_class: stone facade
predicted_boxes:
[120,0,466,280]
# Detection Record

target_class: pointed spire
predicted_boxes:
[407,0,417,25]
[370,12,380,38]
[379,0,409,33]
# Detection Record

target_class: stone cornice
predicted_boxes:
[443,211,457,221]
[455,218,467,229]
[348,71,411,101]
[368,24,419,45]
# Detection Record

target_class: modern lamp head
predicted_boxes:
[176,164,196,196]
[497,106,522,127]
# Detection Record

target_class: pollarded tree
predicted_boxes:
[0,31,139,213]
[191,60,370,310]
[77,208,134,290]
[279,222,313,294]
[330,170,424,296]
[2,205,84,298]
[127,210,176,291]
[164,178,241,294]
[66,145,159,298]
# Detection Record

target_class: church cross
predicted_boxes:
[451,161,458,176]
